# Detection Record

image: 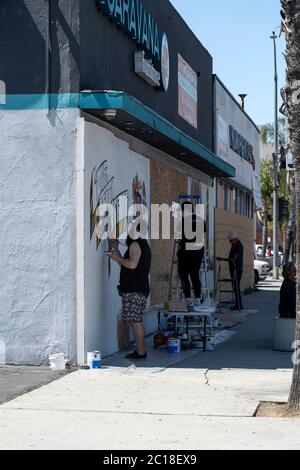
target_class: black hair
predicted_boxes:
[126,223,141,246]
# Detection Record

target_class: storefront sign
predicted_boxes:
[229,125,255,168]
[96,0,169,91]
[134,51,161,87]
[160,34,170,92]
[178,54,198,128]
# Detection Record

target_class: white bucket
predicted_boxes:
[168,338,181,354]
[49,353,65,371]
[87,351,102,369]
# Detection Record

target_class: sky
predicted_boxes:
[170,0,285,125]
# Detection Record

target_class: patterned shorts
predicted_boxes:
[121,292,147,323]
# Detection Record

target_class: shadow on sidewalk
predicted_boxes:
[104,279,293,371]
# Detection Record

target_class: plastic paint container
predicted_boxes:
[49,353,65,371]
[167,338,181,354]
[87,351,102,369]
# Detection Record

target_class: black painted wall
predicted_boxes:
[0,0,213,150]
[0,0,80,95]
[80,0,213,150]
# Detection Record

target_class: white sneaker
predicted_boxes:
[186,298,194,308]
[194,298,201,306]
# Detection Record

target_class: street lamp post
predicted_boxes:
[271,31,279,280]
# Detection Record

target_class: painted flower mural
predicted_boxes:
[132,173,147,205]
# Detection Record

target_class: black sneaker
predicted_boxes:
[124,350,147,360]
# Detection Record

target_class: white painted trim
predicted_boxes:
[76,117,86,365]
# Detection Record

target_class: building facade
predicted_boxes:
[214,76,261,291]
[0,0,234,364]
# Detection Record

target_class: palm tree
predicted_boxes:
[260,117,287,145]
[260,159,288,258]
[281,0,300,414]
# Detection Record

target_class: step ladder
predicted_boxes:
[200,248,210,301]
[168,194,209,302]
[215,257,241,312]
[168,238,181,301]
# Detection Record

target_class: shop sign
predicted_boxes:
[178,54,198,128]
[134,51,161,87]
[96,0,169,91]
[229,125,255,168]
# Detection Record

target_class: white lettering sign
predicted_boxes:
[134,51,161,87]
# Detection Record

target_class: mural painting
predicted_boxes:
[90,160,128,250]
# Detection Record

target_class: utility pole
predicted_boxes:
[271,31,279,280]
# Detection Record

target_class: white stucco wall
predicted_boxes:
[79,121,150,361]
[215,79,260,191]
[0,109,79,364]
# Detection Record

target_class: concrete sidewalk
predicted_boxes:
[0,366,70,406]
[0,278,298,450]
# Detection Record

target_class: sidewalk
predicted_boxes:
[0,278,298,450]
[0,367,70,406]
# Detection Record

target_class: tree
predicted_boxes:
[281,0,300,415]
[260,159,274,256]
[260,117,287,145]
[260,159,287,257]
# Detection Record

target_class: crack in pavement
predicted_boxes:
[204,369,210,386]
[0,407,255,419]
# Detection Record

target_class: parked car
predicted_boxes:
[255,244,283,258]
[254,259,270,284]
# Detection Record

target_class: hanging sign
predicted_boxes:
[178,54,198,128]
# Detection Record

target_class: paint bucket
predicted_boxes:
[49,353,66,371]
[167,338,181,354]
[87,351,102,369]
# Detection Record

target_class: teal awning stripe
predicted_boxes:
[0,91,235,177]
[80,91,236,178]
[0,93,80,110]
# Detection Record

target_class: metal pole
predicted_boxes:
[271,32,279,280]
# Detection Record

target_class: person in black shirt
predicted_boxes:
[177,202,206,307]
[109,233,151,360]
[228,232,244,311]
[279,262,296,319]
